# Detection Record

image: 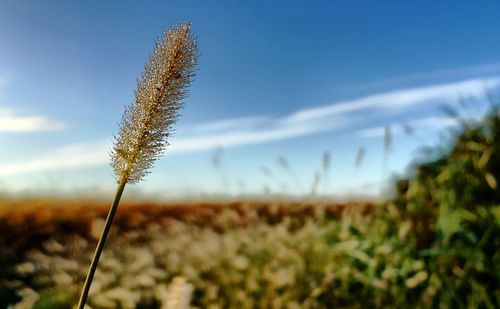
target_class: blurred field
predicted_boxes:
[1,196,498,309]
[1,107,500,308]
[0,199,374,276]
[0,200,381,308]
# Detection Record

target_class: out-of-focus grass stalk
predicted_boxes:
[382,125,392,180]
[77,22,198,309]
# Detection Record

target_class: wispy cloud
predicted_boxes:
[0,142,109,176]
[356,115,481,138]
[0,119,355,177]
[0,108,65,133]
[188,115,270,134]
[2,76,499,176]
[341,62,500,93]
[0,75,64,133]
[282,77,500,125]
[170,114,356,153]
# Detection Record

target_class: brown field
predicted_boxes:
[0,198,374,270]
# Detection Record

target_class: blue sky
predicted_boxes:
[1,1,500,199]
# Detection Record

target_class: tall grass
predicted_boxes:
[211,146,229,194]
[276,155,303,192]
[77,23,198,308]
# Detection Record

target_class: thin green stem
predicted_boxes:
[77,181,127,309]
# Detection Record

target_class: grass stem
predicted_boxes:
[77,181,126,308]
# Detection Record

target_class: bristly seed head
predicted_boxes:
[111,22,198,184]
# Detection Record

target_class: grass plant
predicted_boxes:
[77,22,198,308]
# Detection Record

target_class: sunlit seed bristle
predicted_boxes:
[111,23,198,184]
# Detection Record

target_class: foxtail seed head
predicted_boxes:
[111,23,198,184]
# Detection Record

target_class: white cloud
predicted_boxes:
[410,116,461,130]
[0,108,65,133]
[356,116,476,138]
[356,127,393,138]
[170,114,355,153]
[341,62,500,92]
[0,75,64,132]
[0,142,110,176]
[0,114,360,177]
[188,115,270,134]
[281,77,500,125]
[1,76,499,176]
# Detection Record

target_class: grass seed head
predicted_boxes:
[277,155,289,169]
[323,151,331,171]
[384,125,392,153]
[355,146,366,168]
[111,22,198,184]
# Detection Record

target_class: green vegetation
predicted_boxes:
[391,105,500,308]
